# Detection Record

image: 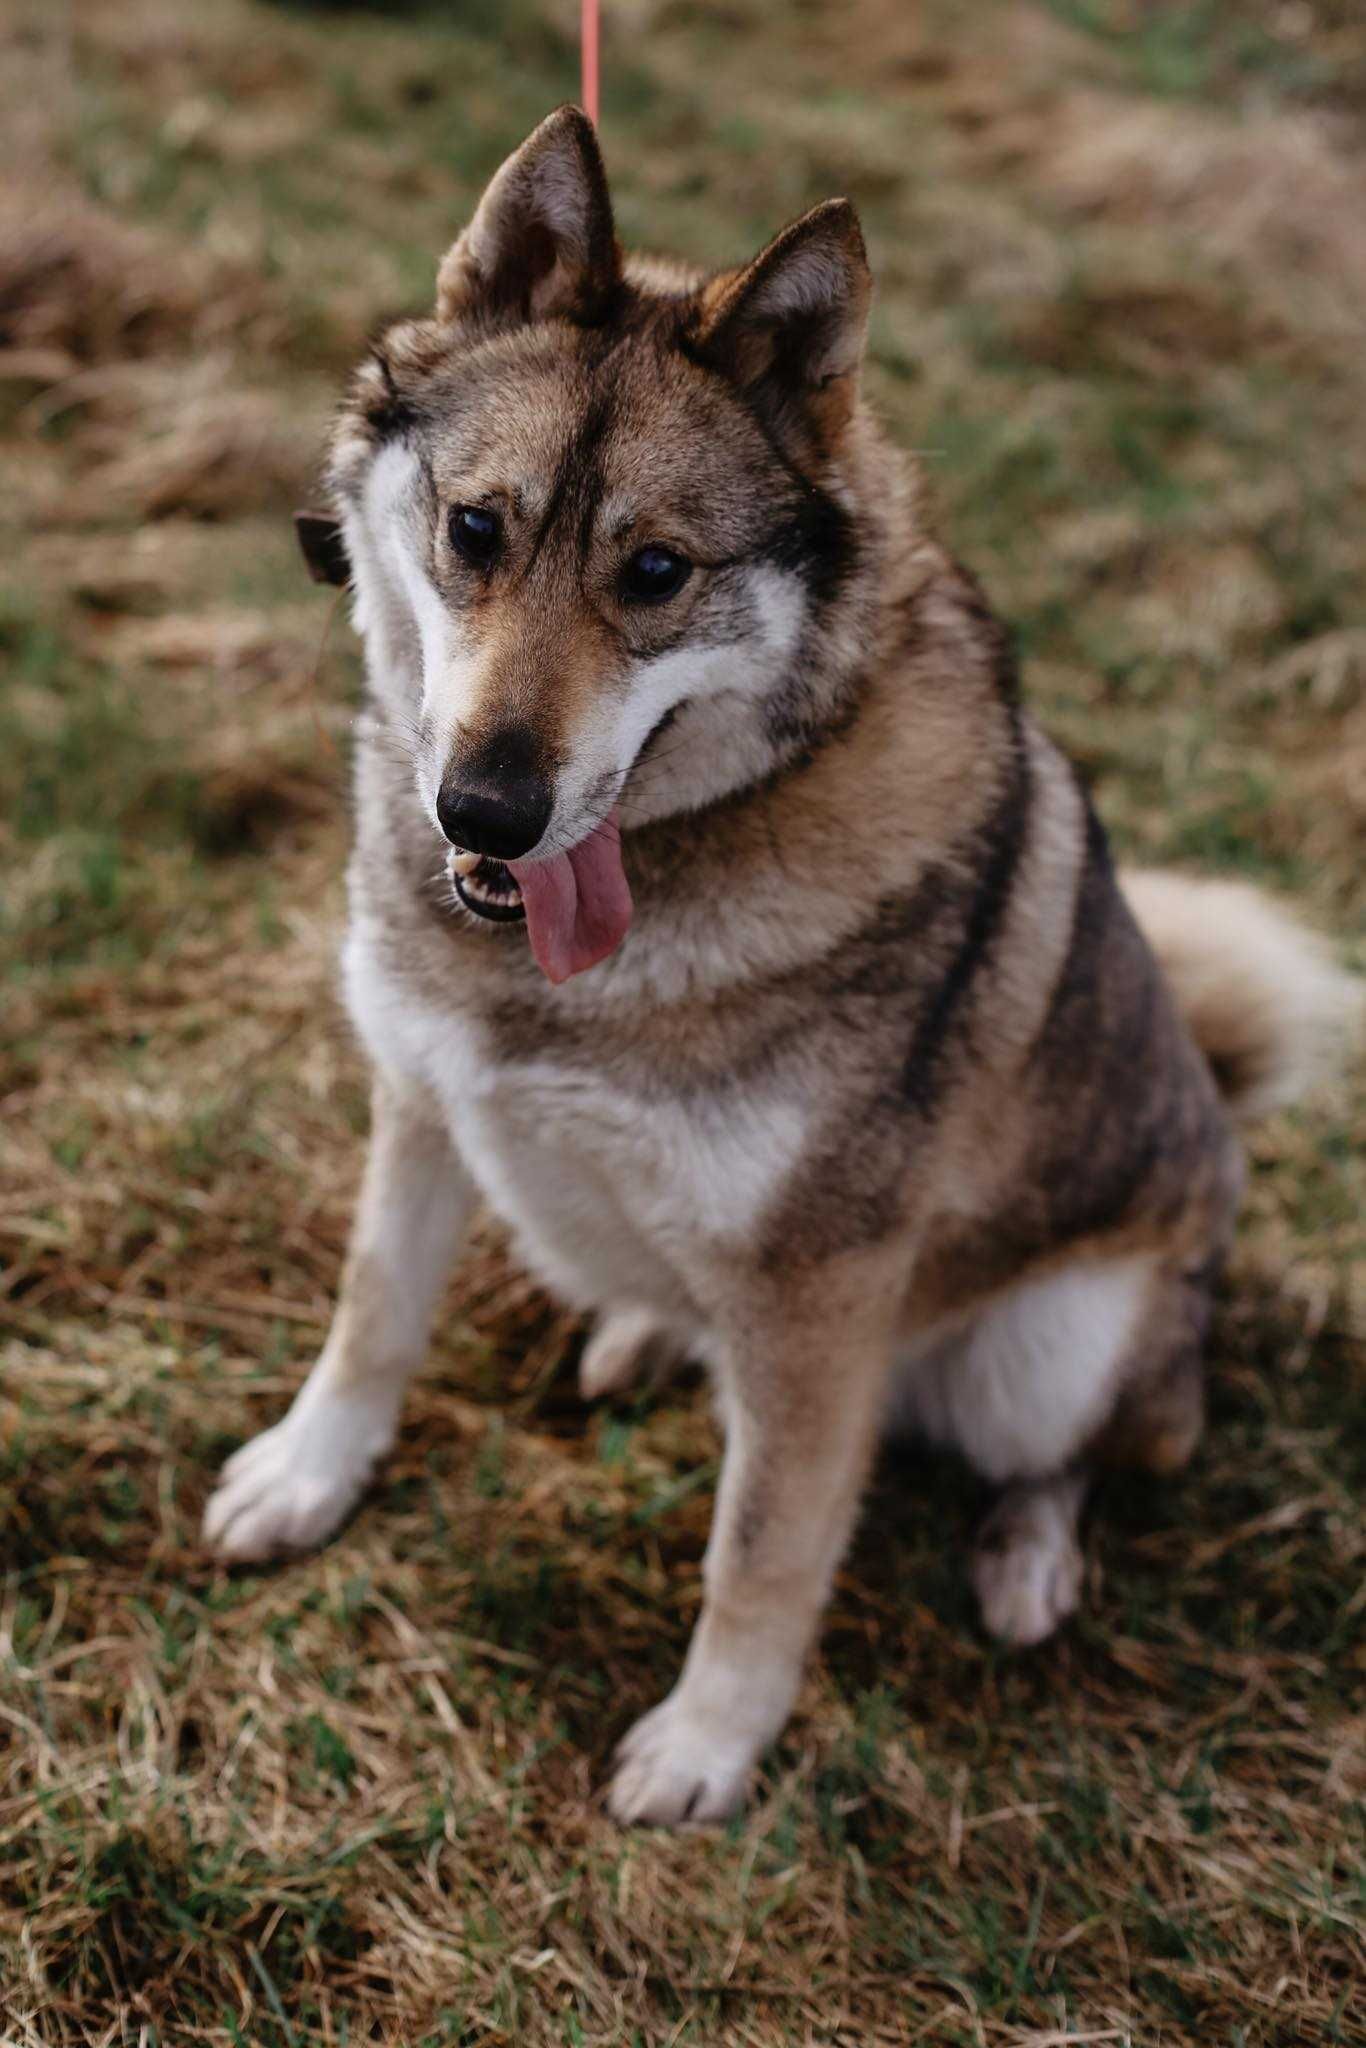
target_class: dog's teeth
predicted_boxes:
[448,850,481,877]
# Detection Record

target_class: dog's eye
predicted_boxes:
[449,504,501,566]
[621,545,691,603]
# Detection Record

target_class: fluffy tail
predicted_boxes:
[1121,869,1361,1120]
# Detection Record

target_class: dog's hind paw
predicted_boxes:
[971,1477,1086,1647]
[607,1692,756,1827]
[202,1378,396,1562]
[578,1307,681,1401]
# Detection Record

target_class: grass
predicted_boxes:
[1,0,1364,2041]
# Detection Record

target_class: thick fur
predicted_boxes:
[1121,869,1359,1120]
[203,108,1358,1825]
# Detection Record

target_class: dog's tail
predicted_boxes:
[1121,869,1361,1120]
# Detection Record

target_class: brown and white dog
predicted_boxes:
[203,108,1357,1824]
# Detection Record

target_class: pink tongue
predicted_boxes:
[508,811,633,986]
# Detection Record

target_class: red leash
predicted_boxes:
[581,0,600,126]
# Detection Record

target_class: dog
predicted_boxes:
[203,107,1357,1825]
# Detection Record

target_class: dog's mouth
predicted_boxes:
[448,849,525,924]
[445,811,634,984]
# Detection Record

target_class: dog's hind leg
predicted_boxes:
[971,1284,1210,1645]
[897,1254,1214,1647]
[203,1070,474,1560]
[1093,1286,1209,1479]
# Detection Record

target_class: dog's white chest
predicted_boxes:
[346,941,810,1319]
[453,1048,808,1317]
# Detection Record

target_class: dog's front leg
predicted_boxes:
[608,1256,899,1826]
[203,1069,475,1560]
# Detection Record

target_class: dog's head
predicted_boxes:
[323,106,875,981]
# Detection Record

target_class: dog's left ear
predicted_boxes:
[295,511,350,588]
[693,200,871,445]
[436,105,618,328]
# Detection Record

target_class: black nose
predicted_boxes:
[435,773,553,862]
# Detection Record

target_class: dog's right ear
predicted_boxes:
[436,106,619,329]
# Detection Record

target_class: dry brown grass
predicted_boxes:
[2,1,1363,2043]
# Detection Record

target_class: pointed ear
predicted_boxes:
[294,511,350,588]
[692,201,871,439]
[436,105,619,328]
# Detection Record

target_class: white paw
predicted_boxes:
[608,1690,759,1827]
[579,1307,677,1401]
[202,1378,396,1562]
[972,1500,1084,1647]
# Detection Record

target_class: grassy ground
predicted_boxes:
[2,1,1364,2041]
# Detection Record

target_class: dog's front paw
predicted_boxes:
[607,1691,758,1826]
[202,1380,395,1562]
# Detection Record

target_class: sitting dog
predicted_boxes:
[204,107,1356,1824]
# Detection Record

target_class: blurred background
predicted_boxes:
[2,3,1363,2044]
